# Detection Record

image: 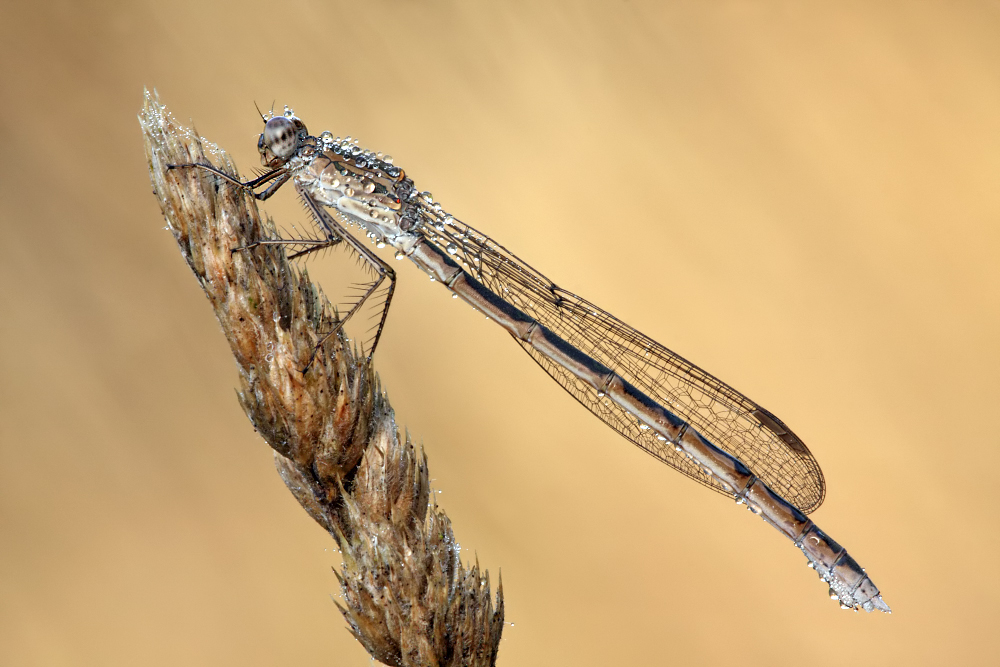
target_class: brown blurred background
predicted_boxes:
[2,1,998,665]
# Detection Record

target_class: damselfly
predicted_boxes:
[168,106,890,613]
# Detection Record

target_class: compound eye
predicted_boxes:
[263,116,298,160]
[291,118,309,142]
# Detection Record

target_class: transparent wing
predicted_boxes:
[416,203,826,513]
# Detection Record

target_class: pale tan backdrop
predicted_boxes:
[1,2,997,665]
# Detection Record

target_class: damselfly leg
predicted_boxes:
[169,160,396,370]
[166,162,291,201]
[296,189,396,370]
[229,200,395,370]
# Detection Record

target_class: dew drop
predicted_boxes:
[638,424,649,430]
[452,293,458,299]
[283,105,293,117]
[446,243,458,255]
[265,353,274,362]
[394,250,405,260]
[364,181,375,194]
[376,241,386,248]
[345,187,355,197]
[749,504,762,514]
[384,155,393,164]
[656,435,667,442]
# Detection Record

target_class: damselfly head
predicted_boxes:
[258,113,309,166]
